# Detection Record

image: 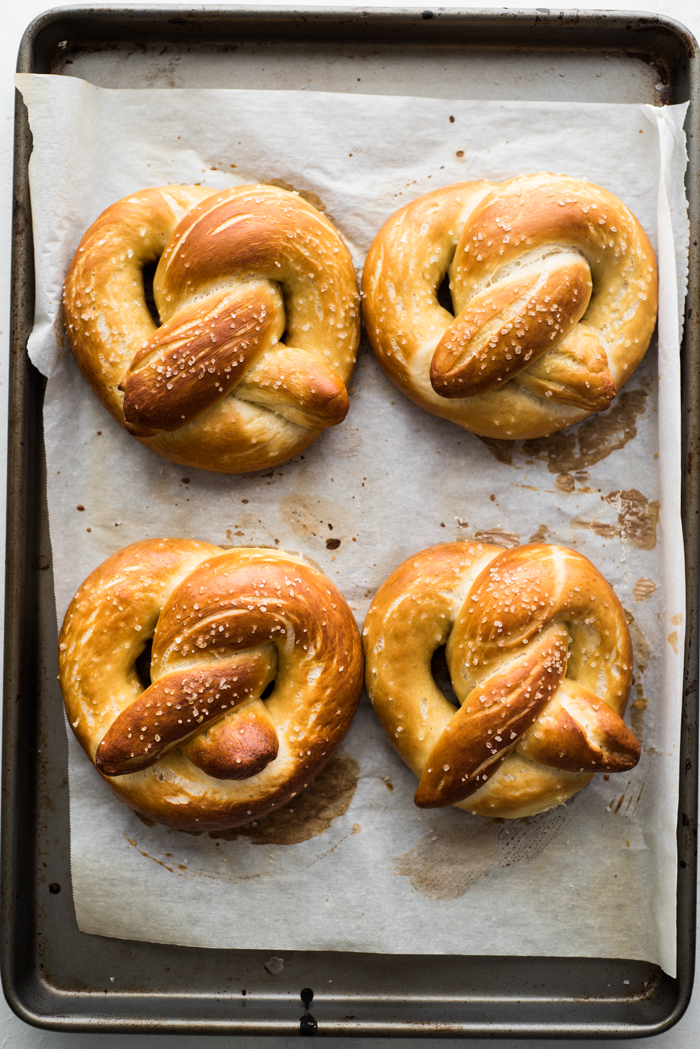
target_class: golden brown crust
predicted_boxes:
[63,184,360,473]
[59,540,364,830]
[362,173,657,440]
[182,700,280,780]
[363,541,639,819]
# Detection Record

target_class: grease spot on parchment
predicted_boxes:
[604,607,655,820]
[479,388,648,473]
[324,425,363,458]
[571,490,659,549]
[633,578,656,602]
[477,436,514,465]
[608,490,660,549]
[124,835,176,873]
[394,805,574,899]
[280,493,348,544]
[528,524,550,543]
[54,304,69,361]
[570,517,618,540]
[208,749,359,846]
[472,527,520,548]
[624,610,650,744]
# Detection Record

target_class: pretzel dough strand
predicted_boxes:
[59,540,364,830]
[58,537,221,757]
[431,254,594,397]
[519,679,641,774]
[364,542,639,819]
[95,649,275,776]
[122,283,281,435]
[63,186,215,424]
[361,182,493,396]
[414,627,568,808]
[364,541,498,775]
[181,697,280,781]
[156,190,358,368]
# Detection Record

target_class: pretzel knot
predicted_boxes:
[63,184,360,473]
[364,542,640,819]
[58,540,364,830]
[362,173,657,440]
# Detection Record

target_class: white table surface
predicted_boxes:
[2,0,699,1044]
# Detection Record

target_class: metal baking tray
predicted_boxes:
[3,4,699,1037]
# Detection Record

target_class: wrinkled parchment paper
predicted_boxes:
[16,73,688,976]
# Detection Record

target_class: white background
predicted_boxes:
[1,0,699,1045]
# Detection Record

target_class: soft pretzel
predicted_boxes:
[362,173,657,440]
[58,540,364,830]
[363,542,639,818]
[63,184,360,473]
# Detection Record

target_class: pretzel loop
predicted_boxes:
[59,540,364,830]
[64,184,360,472]
[362,173,657,440]
[364,542,640,819]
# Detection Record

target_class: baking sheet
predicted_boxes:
[15,73,689,976]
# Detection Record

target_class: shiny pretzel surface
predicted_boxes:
[362,173,657,440]
[59,539,364,830]
[363,542,639,818]
[63,184,360,473]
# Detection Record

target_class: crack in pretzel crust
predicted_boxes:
[58,540,364,831]
[63,184,360,473]
[363,542,639,819]
[361,173,657,440]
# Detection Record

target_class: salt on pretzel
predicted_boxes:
[363,542,640,818]
[362,173,657,440]
[63,184,360,473]
[58,539,364,830]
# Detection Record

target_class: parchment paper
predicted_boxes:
[16,73,689,976]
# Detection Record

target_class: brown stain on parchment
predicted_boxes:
[324,425,364,459]
[528,524,550,543]
[555,473,575,493]
[570,516,618,540]
[394,805,575,900]
[479,388,648,473]
[612,611,657,820]
[477,436,514,465]
[54,303,69,361]
[208,749,359,846]
[571,490,660,549]
[280,492,348,543]
[523,389,649,472]
[633,578,656,601]
[472,527,521,548]
[624,609,650,745]
[609,490,660,549]
[264,178,334,222]
[124,835,176,873]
